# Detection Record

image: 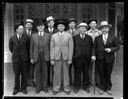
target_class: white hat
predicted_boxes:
[46,16,54,22]
[99,21,112,29]
[77,23,88,28]
[25,19,33,23]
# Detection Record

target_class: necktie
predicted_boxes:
[28,30,31,35]
[103,34,107,45]
[82,35,85,39]
[19,35,22,40]
[49,29,53,34]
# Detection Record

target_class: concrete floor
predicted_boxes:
[3,61,123,99]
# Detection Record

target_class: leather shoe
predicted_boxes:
[99,89,104,95]
[21,90,27,94]
[12,90,20,95]
[53,91,59,95]
[64,91,70,95]
[43,89,49,93]
[106,90,112,95]
[74,89,79,94]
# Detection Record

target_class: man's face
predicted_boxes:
[48,20,54,28]
[16,25,24,35]
[69,21,76,29]
[89,21,97,29]
[79,26,87,35]
[25,22,33,30]
[37,25,45,32]
[57,24,65,32]
[101,26,109,34]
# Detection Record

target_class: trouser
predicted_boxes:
[88,61,100,86]
[74,57,90,89]
[69,64,73,85]
[53,56,70,92]
[96,58,114,91]
[34,53,48,91]
[13,58,27,91]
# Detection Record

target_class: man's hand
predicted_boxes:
[68,61,72,65]
[91,56,96,61]
[51,61,55,65]
[31,59,34,64]
[105,48,111,53]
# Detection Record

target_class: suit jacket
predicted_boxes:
[50,31,74,61]
[44,28,58,36]
[73,34,93,61]
[66,29,79,36]
[9,34,30,62]
[30,32,51,62]
[94,34,120,63]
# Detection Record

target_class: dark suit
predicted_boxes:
[94,34,120,91]
[73,34,93,89]
[30,32,50,91]
[24,29,36,85]
[44,28,58,86]
[9,34,30,91]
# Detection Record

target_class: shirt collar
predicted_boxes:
[59,31,64,35]
[80,33,85,38]
[38,31,44,36]
[48,28,53,31]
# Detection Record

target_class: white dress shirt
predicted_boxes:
[38,31,44,37]
[102,33,108,44]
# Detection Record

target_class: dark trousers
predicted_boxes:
[74,57,90,89]
[88,61,100,86]
[69,64,73,85]
[48,61,53,86]
[34,52,48,91]
[13,58,27,91]
[26,62,35,84]
[96,58,114,91]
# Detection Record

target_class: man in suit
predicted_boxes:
[30,19,51,94]
[50,19,74,95]
[24,19,36,87]
[9,23,30,95]
[87,19,102,88]
[44,16,58,86]
[73,23,94,94]
[66,18,79,86]
[94,21,120,95]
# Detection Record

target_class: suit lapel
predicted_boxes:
[43,32,47,46]
[106,34,111,45]
[100,35,105,46]
[19,34,26,46]
[14,35,19,46]
[77,34,82,46]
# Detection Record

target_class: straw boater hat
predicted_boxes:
[68,18,76,24]
[25,19,33,24]
[46,16,55,23]
[77,23,88,28]
[99,21,112,29]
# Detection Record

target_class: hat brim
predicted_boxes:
[25,21,33,24]
[99,24,112,29]
[77,25,88,28]
[47,19,55,23]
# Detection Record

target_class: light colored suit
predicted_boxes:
[50,31,74,92]
[50,31,74,61]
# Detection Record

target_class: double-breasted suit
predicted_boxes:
[30,32,50,91]
[50,31,74,92]
[73,34,93,90]
[9,34,30,91]
[94,34,120,91]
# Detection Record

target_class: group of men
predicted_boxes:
[9,16,120,96]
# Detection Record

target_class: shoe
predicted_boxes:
[12,90,20,95]
[53,91,59,95]
[30,81,36,87]
[106,90,112,95]
[74,89,79,94]
[99,89,104,95]
[64,91,70,95]
[36,90,41,94]
[21,90,27,94]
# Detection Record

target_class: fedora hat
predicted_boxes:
[77,23,88,28]
[46,16,55,22]
[25,19,33,24]
[68,18,76,24]
[99,21,112,29]
[56,19,66,26]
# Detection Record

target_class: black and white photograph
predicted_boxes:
[3,2,124,99]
